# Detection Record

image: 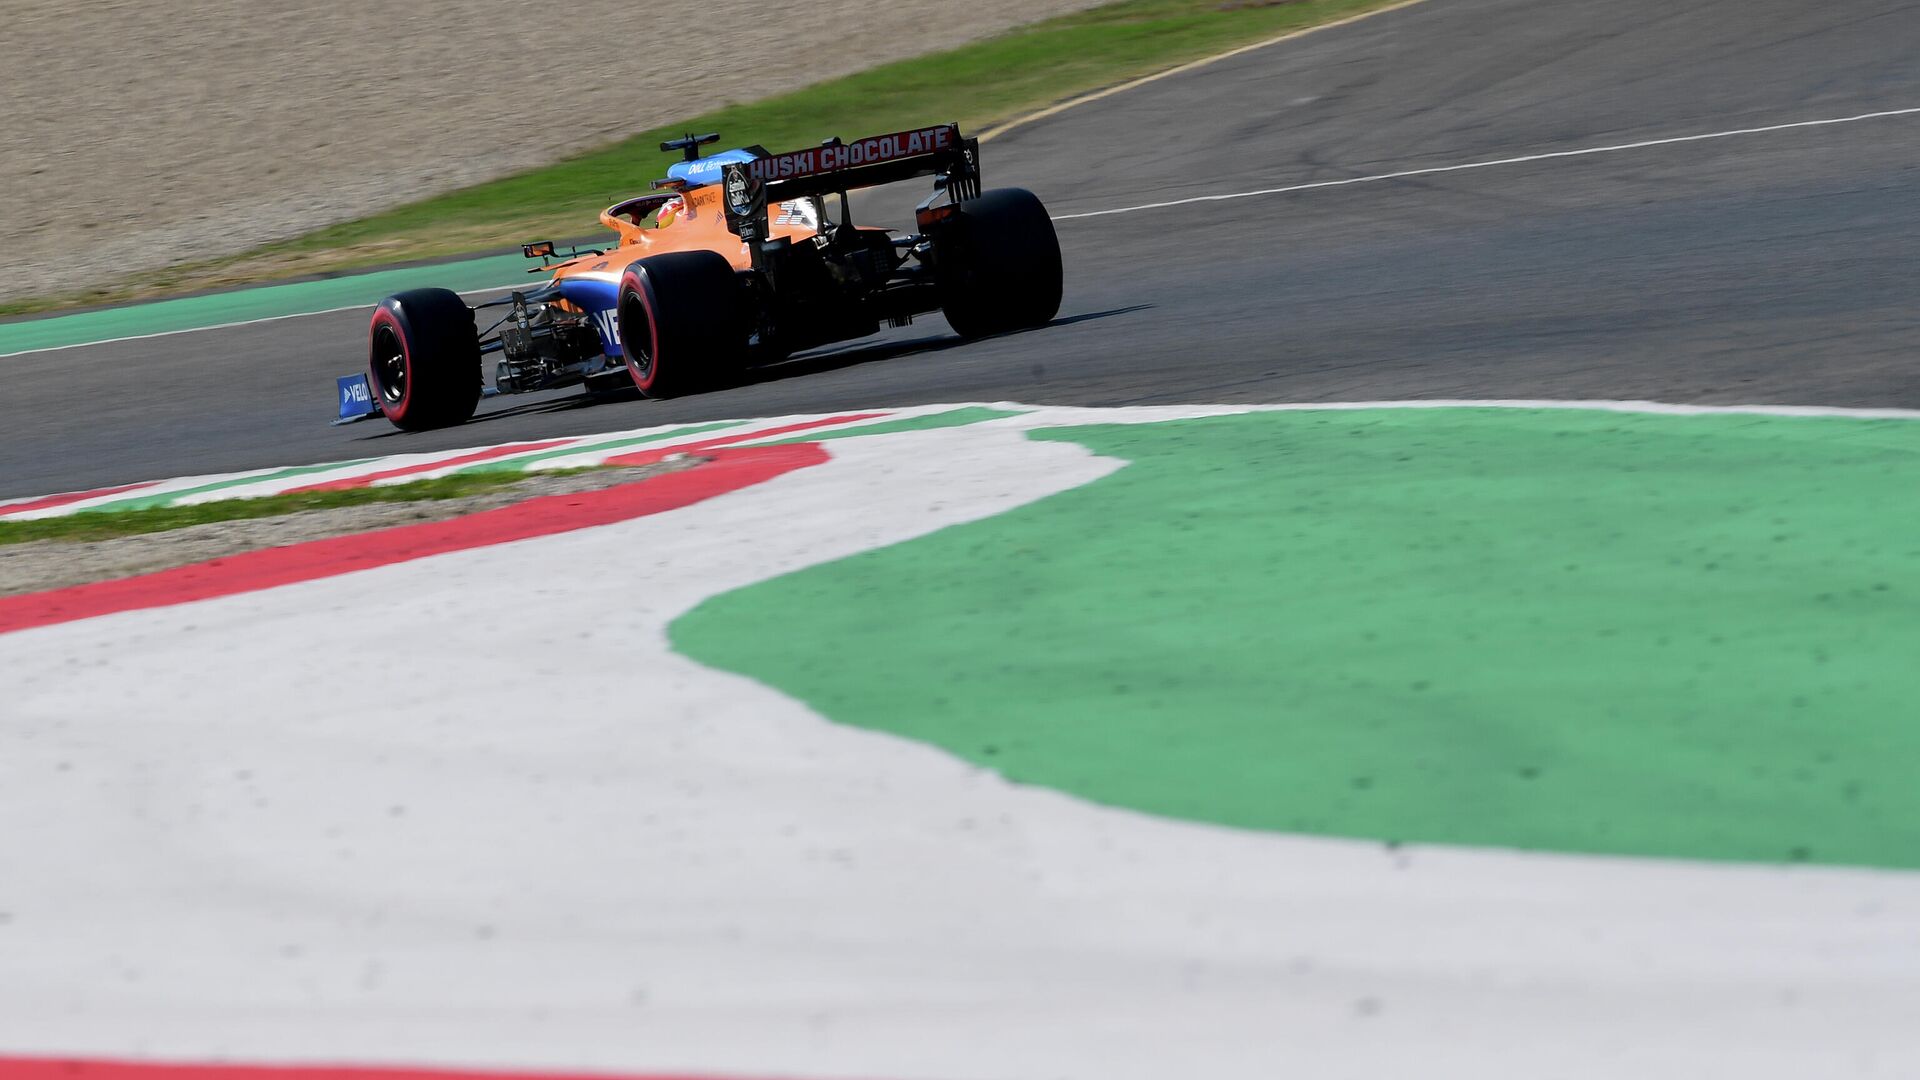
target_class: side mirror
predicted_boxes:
[521,240,556,260]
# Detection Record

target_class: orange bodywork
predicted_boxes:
[543,183,821,286]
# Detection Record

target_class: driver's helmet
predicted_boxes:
[655,196,686,228]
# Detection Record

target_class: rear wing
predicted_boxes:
[748,124,979,202]
[710,124,982,249]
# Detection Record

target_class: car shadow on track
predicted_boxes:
[343,385,637,441]
[348,305,1153,438]
[745,304,1155,389]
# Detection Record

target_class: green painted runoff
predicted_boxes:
[673,408,1920,869]
[0,255,525,356]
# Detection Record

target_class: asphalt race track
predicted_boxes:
[5,0,1919,499]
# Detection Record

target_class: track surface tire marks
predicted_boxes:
[7,0,1920,497]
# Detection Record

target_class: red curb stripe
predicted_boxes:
[0,481,160,519]
[0,1057,782,1080]
[0,444,827,636]
[284,440,581,495]
[599,414,887,467]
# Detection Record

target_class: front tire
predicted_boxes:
[367,289,481,431]
[934,187,1063,339]
[617,252,746,398]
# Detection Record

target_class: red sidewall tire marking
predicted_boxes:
[368,306,414,423]
[619,268,665,394]
[0,444,828,636]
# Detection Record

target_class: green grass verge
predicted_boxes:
[3,0,1409,317]
[0,471,546,546]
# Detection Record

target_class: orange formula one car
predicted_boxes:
[337,125,1063,430]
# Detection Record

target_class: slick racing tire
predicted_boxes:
[367,289,482,431]
[617,251,747,398]
[934,187,1064,339]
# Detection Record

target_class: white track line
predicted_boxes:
[1051,105,1920,220]
[976,0,1431,143]
[9,103,1918,358]
[0,284,524,360]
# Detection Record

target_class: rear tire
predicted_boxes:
[935,187,1063,339]
[617,252,746,398]
[367,289,481,431]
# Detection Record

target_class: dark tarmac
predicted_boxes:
[6,0,1919,498]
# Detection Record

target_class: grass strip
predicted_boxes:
[0,471,551,546]
[4,0,1409,316]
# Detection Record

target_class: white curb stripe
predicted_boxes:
[8,399,1920,522]
[2,424,1916,1079]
